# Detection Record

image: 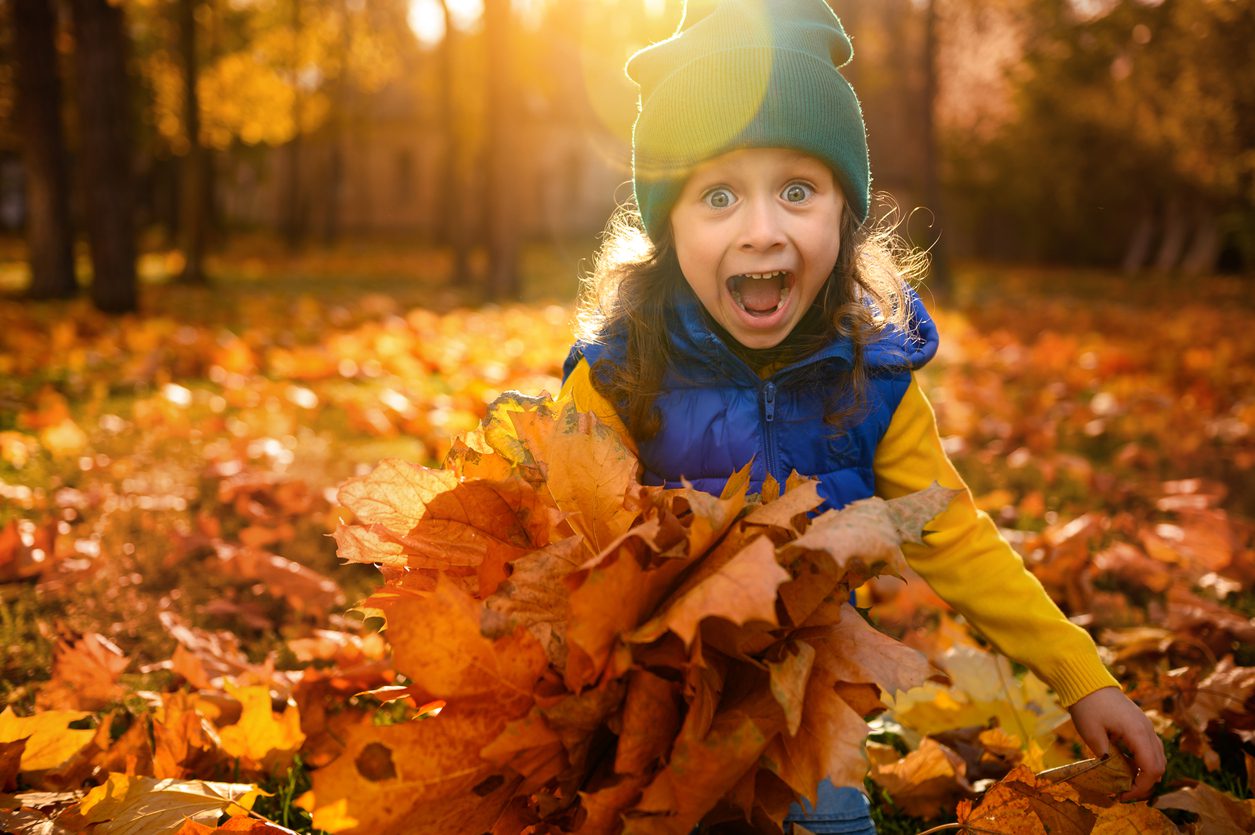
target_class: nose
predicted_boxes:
[736,197,787,252]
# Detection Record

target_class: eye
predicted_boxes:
[702,187,735,209]
[783,182,814,203]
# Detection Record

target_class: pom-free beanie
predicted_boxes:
[627,0,871,243]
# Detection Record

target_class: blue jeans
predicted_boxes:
[784,782,875,834]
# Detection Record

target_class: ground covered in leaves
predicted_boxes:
[0,266,1252,833]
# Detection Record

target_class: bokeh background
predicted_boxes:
[2,0,1253,309]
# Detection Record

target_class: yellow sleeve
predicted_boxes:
[874,375,1118,707]
[557,357,636,453]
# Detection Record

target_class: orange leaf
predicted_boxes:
[35,633,130,711]
[305,711,520,835]
[765,666,870,805]
[372,577,546,713]
[629,535,790,647]
[614,669,681,776]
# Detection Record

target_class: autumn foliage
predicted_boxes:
[311,392,955,833]
[1,276,1253,833]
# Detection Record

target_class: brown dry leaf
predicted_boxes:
[614,669,682,776]
[217,684,306,775]
[805,600,933,699]
[153,691,226,780]
[1038,753,1134,805]
[84,713,155,779]
[160,611,266,690]
[35,633,130,711]
[1,737,27,790]
[564,532,690,692]
[305,710,521,835]
[764,667,870,805]
[481,535,585,667]
[370,578,546,714]
[743,479,824,530]
[869,737,977,819]
[626,688,784,835]
[957,764,1090,835]
[212,544,344,614]
[0,707,96,774]
[1090,802,1181,834]
[518,403,640,557]
[1153,780,1255,835]
[73,772,265,835]
[628,535,791,648]
[1184,655,1255,734]
[336,460,458,533]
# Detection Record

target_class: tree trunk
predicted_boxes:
[1152,194,1189,273]
[441,0,470,284]
[321,0,350,245]
[483,0,519,301]
[69,0,138,314]
[1121,201,1155,274]
[1181,200,1222,277]
[282,0,306,251]
[177,0,209,284]
[921,0,951,298]
[14,0,77,300]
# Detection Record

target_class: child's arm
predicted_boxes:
[874,375,1164,798]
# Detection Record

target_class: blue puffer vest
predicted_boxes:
[563,287,939,511]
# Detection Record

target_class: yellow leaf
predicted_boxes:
[217,685,305,774]
[77,772,265,835]
[0,706,95,772]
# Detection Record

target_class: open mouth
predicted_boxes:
[727,270,794,317]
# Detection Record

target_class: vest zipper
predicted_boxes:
[762,382,779,483]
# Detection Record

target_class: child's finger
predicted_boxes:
[1117,724,1166,801]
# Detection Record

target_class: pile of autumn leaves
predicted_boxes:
[297,393,946,833]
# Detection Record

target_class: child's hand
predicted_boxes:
[1067,686,1166,801]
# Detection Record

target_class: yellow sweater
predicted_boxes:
[559,358,1118,707]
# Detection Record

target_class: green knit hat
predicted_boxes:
[627,0,870,243]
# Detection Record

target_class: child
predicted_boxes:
[559,0,1165,831]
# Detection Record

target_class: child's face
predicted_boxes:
[670,147,845,350]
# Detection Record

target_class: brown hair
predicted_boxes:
[574,198,928,442]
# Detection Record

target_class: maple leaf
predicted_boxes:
[1154,780,1255,835]
[67,772,266,834]
[35,632,131,711]
[0,707,96,774]
[304,711,521,835]
[153,692,226,780]
[216,684,306,775]
[869,737,977,819]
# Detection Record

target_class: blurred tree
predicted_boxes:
[440,0,469,282]
[70,0,138,313]
[176,0,209,283]
[921,0,950,297]
[945,0,1255,272]
[13,0,76,300]
[484,0,519,300]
